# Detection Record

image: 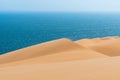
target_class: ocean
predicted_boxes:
[0,12,120,54]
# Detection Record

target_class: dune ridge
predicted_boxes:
[0,56,120,80]
[1,37,120,80]
[76,36,120,56]
[0,38,79,64]
[0,38,108,67]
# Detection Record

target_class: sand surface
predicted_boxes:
[76,36,120,56]
[0,38,108,67]
[0,38,79,64]
[0,56,120,80]
[0,37,119,80]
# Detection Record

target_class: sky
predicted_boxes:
[0,0,120,12]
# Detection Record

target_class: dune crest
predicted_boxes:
[76,36,120,56]
[0,38,108,67]
[0,38,78,64]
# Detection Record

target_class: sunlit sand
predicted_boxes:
[0,36,120,80]
[0,57,120,80]
[0,38,108,67]
[76,36,120,56]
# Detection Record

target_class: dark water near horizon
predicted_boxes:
[0,13,120,54]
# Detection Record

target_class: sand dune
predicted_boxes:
[0,56,120,80]
[0,48,108,67]
[0,38,78,64]
[75,38,101,47]
[0,37,119,80]
[0,38,108,67]
[76,36,120,56]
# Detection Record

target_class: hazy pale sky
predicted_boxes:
[0,0,120,12]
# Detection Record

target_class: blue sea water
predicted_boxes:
[0,12,120,54]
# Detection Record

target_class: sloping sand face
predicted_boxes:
[75,38,101,47]
[0,38,78,64]
[0,38,108,67]
[0,46,108,67]
[0,57,120,80]
[76,36,120,56]
[0,39,76,62]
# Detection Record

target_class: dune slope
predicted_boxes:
[0,57,120,80]
[0,38,78,63]
[0,39,108,67]
[76,37,120,56]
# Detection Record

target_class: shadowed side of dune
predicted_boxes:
[0,38,81,64]
[75,38,101,47]
[76,37,120,56]
[0,47,108,67]
[0,39,108,67]
[0,57,120,80]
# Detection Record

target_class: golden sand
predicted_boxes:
[76,36,120,56]
[0,37,120,80]
[0,57,120,80]
[0,38,78,64]
[0,38,108,67]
